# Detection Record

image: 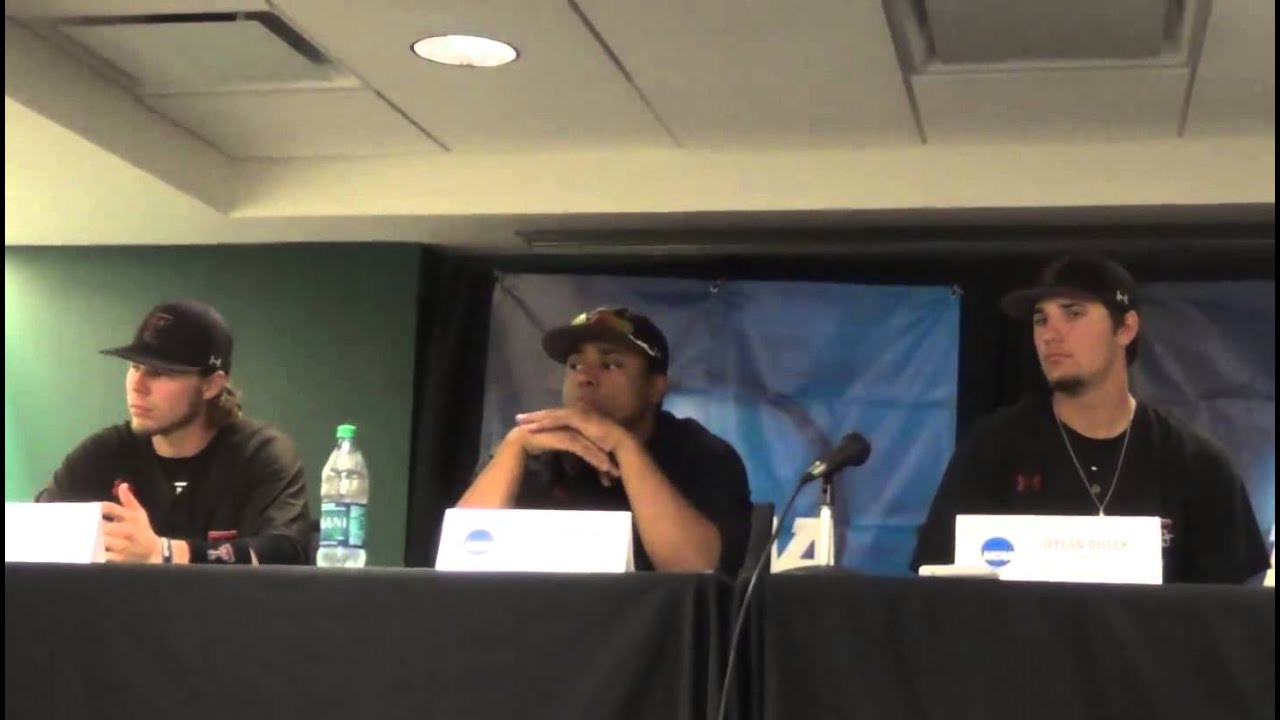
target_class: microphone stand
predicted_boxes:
[715,433,869,720]
[815,477,837,567]
[714,470,808,720]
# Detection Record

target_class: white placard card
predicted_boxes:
[5,502,106,564]
[436,508,634,573]
[953,514,1163,584]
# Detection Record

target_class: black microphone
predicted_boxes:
[714,432,872,720]
[800,432,872,483]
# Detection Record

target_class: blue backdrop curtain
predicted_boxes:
[1134,281,1276,545]
[403,228,1275,568]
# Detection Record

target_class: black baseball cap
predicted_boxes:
[1001,255,1139,320]
[100,300,233,375]
[541,307,670,374]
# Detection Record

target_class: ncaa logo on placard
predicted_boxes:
[981,537,1015,568]
[463,529,495,555]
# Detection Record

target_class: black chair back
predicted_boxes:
[738,502,775,579]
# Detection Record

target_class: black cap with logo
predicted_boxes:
[541,307,670,374]
[1000,255,1139,320]
[100,300,233,375]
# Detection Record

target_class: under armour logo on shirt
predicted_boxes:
[1015,473,1043,494]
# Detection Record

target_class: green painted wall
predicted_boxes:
[4,243,420,566]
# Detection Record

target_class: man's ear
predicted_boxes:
[201,371,228,402]
[1116,309,1140,350]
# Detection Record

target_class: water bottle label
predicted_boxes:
[320,502,367,549]
[348,504,367,548]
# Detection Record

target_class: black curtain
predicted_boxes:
[403,223,1274,565]
[402,248,496,566]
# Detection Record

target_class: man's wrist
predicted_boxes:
[500,426,530,459]
[154,537,190,564]
[610,431,643,462]
[145,535,163,564]
[502,426,529,451]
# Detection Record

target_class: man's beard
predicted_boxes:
[131,393,203,438]
[1049,375,1088,396]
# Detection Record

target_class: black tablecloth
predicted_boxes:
[761,570,1275,720]
[5,563,728,720]
[9,563,1273,720]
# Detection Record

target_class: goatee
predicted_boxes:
[1049,376,1087,396]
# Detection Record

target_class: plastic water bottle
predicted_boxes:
[316,424,369,567]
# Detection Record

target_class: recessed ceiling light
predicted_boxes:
[411,35,518,67]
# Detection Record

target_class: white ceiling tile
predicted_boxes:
[145,89,443,158]
[1184,0,1275,136]
[915,67,1188,143]
[576,0,919,148]
[271,0,671,151]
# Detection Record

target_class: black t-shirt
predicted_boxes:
[513,410,753,574]
[911,395,1268,583]
[39,418,312,565]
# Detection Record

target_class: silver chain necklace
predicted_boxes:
[1054,403,1134,517]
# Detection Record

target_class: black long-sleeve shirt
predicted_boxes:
[39,418,312,565]
[912,395,1268,584]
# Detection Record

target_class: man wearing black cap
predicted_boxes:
[912,256,1267,583]
[37,300,312,565]
[458,307,752,574]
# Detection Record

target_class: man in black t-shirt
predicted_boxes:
[38,300,312,565]
[912,256,1268,583]
[457,307,752,574]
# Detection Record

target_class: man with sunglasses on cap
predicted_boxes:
[912,256,1267,584]
[37,300,312,565]
[458,307,752,574]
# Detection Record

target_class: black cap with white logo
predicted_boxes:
[1000,255,1139,320]
[100,300,233,375]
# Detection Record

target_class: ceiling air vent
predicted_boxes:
[55,11,351,94]
[884,0,1206,71]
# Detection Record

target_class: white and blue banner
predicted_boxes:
[1134,281,1276,551]
[480,274,961,575]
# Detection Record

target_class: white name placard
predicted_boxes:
[5,502,106,564]
[436,508,634,573]
[954,514,1162,584]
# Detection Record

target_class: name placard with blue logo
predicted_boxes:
[435,508,634,573]
[954,514,1162,584]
